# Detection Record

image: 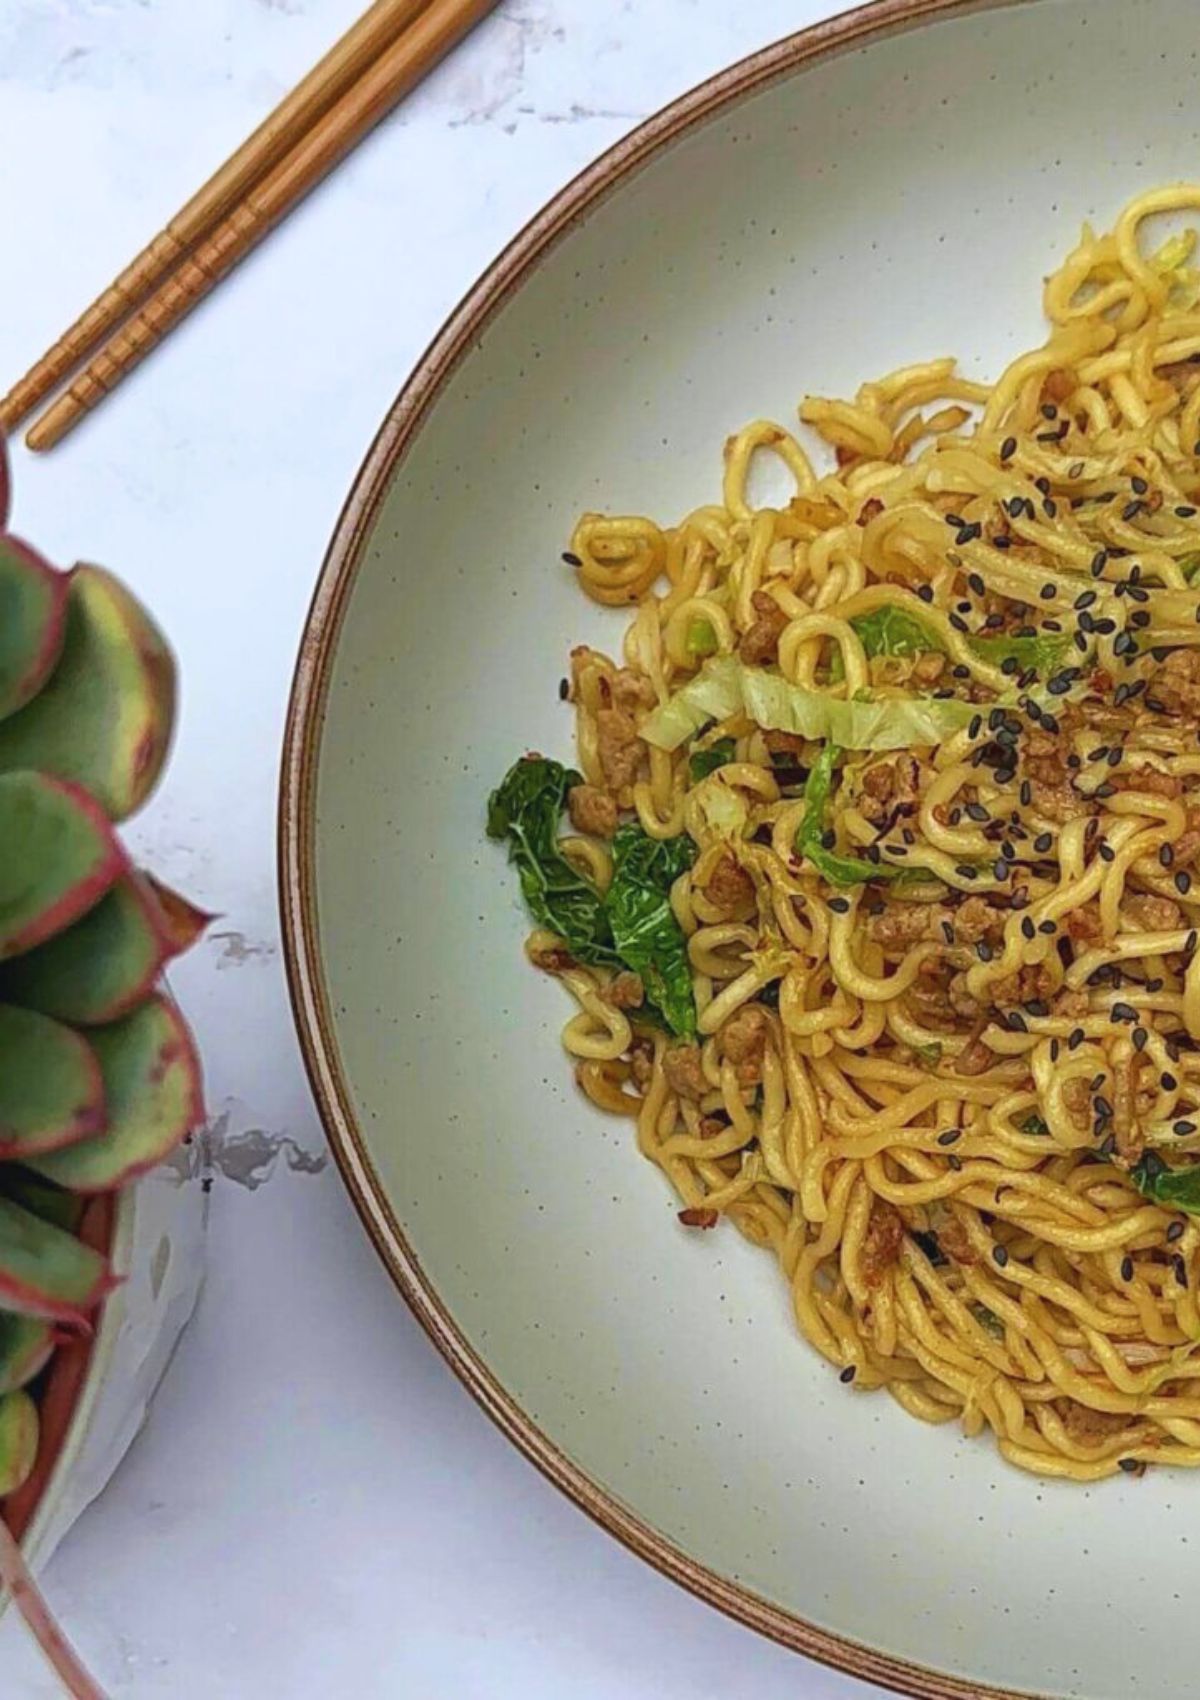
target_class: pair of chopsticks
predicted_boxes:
[1,0,500,452]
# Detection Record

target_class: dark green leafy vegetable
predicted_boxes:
[1020,1113,1050,1136]
[851,606,941,659]
[606,825,698,1036]
[488,756,697,1035]
[971,632,1072,675]
[796,743,892,887]
[1130,1151,1200,1214]
[689,737,737,782]
[486,757,619,967]
[970,1301,1005,1339]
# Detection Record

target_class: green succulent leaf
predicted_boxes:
[0,771,125,961]
[0,871,197,1026]
[0,1005,105,1160]
[0,1390,39,1495]
[0,537,68,723]
[29,995,204,1194]
[0,1197,113,1324]
[0,1315,54,1397]
[0,564,176,822]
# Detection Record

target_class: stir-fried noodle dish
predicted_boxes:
[488,187,1200,1480]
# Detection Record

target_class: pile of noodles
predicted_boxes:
[534,186,1200,1480]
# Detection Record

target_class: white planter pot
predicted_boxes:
[17,1160,205,1572]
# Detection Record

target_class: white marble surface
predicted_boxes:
[0,3,890,1695]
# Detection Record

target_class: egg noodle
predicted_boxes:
[489,186,1200,1480]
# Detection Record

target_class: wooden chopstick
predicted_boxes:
[28,0,501,453]
[0,0,433,438]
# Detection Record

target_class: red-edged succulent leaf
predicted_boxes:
[0,869,205,1026]
[0,536,68,723]
[0,1390,38,1494]
[0,1173,84,1237]
[30,994,204,1193]
[0,1315,54,1397]
[0,435,9,528]
[0,1198,114,1325]
[0,772,125,961]
[142,872,213,954]
[0,1005,105,1160]
[0,563,176,822]
[0,1510,106,1699]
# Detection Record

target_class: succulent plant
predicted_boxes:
[0,437,204,1695]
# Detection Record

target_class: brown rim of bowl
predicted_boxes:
[280,2,1048,1697]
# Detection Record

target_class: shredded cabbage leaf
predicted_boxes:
[641,656,978,753]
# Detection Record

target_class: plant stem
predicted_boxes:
[0,1516,106,1699]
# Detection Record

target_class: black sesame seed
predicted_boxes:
[941,921,955,945]
[1176,1255,1189,1288]
[938,1128,962,1146]
[957,864,979,881]
[1099,843,1116,863]
[561,551,582,566]
[1163,1071,1179,1091]
[839,1365,857,1384]
[1021,917,1036,940]
[1098,1133,1117,1157]
[949,613,969,633]
[993,1245,1009,1267]
[1177,871,1193,895]
[1020,780,1032,806]
[1111,1002,1138,1024]
[917,584,934,603]
[949,1153,963,1171]
[1121,1256,1134,1281]
[1133,1028,1149,1052]
[1001,436,1017,461]
[1123,500,1144,521]
[968,572,986,596]
[1168,1221,1186,1243]
[1068,1028,1085,1051]
[1177,505,1198,518]
[1160,844,1175,868]
[968,714,982,739]
[1131,475,1148,495]
[1177,1120,1198,1137]
[1118,1457,1141,1474]
[828,896,850,913]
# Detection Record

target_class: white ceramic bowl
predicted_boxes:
[282,3,1200,1695]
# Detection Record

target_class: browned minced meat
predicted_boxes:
[627,1038,654,1091]
[1112,1052,1146,1166]
[1062,1078,1091,1125]
[910,652,946,686]
[663,1043,706,1100]
[738,589,790,666]
[992,961,1057,1009]
[868,903,934,949]
[956,895,1004,943]
[1151,649,1200,718]
[954,1027,996,1078]
[937,1213,979,1266]
[1065,902,1103,943]
[720,1005,771,1086]
[908,959,973,1029]
[1053,987,1091,1019]
[678,1207,719,1229]
[608,667,657,713]
[1123,892,1184,932]
[596,707,644,789]
[764,729,808,759]
[1040,367,1077,405]
[699,1116,727,1140]
[605,971,644,1010]
[861,1201,905,1288]
[528,943,577,974]
[1024,747,1088,824]
[858,754,920,828]
[947,971,984,1021]
[567,783,618,838]
[1110,763,1181,800]
[1175,805,1200,866]
[1058,1400,1129,1447]
[704,851,756,917]
[856,497,885,527]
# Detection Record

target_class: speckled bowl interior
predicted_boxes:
[288,3,1200,1695]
